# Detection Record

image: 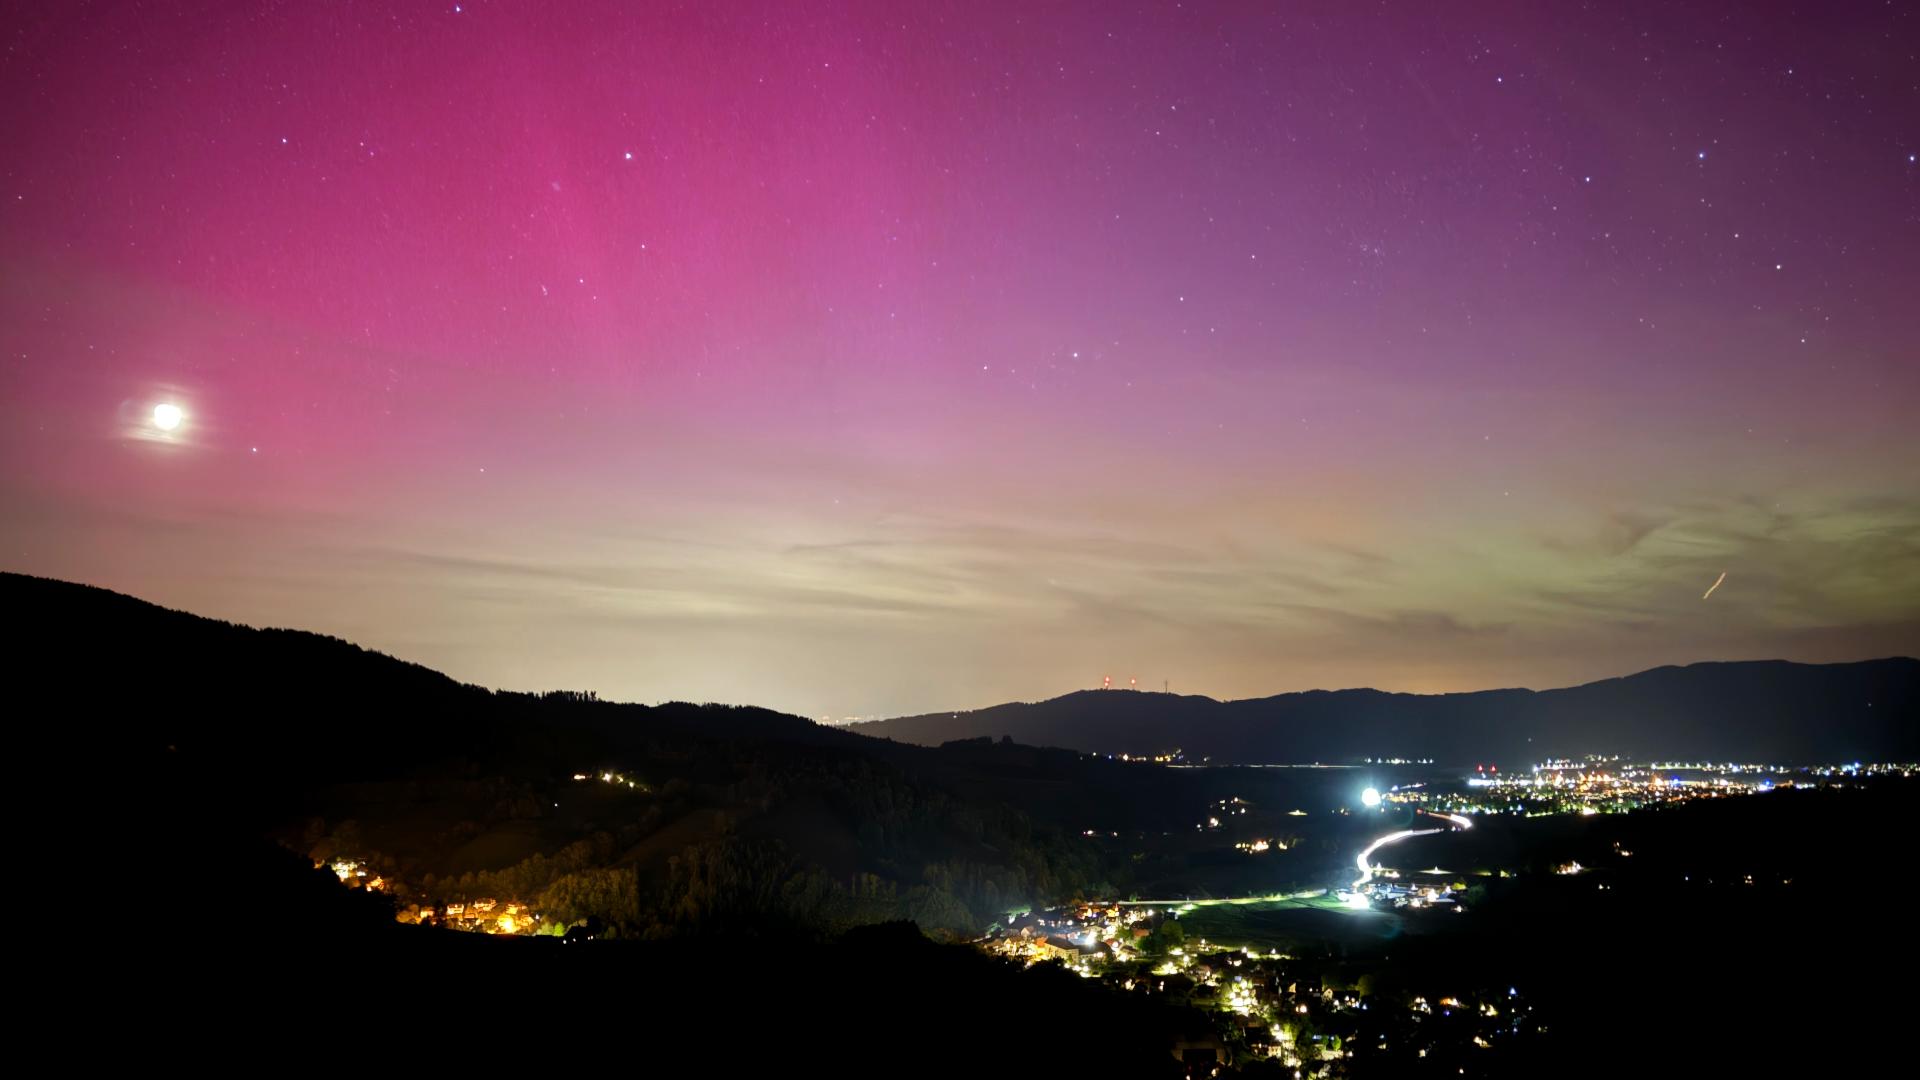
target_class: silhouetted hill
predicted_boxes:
[853,658,1920,764]
[16,572,1912,1074]
[8,572,1127,939]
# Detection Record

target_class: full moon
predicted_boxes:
[152,403,183,431]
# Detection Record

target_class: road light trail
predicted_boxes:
[1352,829,1440,889]
[1351,811,1473,890]
[1107,812,1476,908]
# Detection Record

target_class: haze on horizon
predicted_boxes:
[3,1,1916,720]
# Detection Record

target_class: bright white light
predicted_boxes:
[152,403,183,431]
[1360,787,1381,808]
[1345,892,1371,910]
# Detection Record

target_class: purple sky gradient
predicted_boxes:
[3,1,1916,718]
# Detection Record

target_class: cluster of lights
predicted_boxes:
[1115,749,1183,763]
[1422,755,1906,817]
[988,898,1536,1066]
[573,769,647,791]
[324,855,547,936]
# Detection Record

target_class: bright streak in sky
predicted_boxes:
[1703,571,1727,600]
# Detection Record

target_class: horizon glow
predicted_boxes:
[2,1,1915,719]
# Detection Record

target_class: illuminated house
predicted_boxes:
[1031,936,1080,962]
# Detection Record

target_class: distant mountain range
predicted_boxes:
[851,658,1920,765]
[15,566,1913,772]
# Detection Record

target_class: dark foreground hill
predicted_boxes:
[11,571,1911,1074]
[3,571,1117,940]
[853,658,1920,764]
[6,571,1227,1072]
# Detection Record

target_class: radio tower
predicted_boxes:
[1102,674,1111,690]
[1129,676,1137,691]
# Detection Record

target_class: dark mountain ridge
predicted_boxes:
[853,657,1919,764]
[6,572,1110,938]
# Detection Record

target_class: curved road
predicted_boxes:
[1351,810,1472,891]
[1099,812,1475,911]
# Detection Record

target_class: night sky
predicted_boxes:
[3,1,1915,718]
